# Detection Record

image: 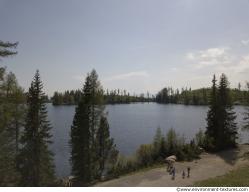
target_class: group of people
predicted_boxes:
[168,166,191,180]
[181,167,191,179]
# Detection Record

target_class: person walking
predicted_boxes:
[182,170,185,179]
[187,167,190,178]
[172,167,175,180]
[169,164,173,175]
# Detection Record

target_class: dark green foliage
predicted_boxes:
[19,70,55,186]
[156,85,249,106]
[70,99,92,183]
[52,89,154,105]
[109,128,201,178]
[217,74,237,149]
[53,83,249,106]
[0,45,24,186]
[104,89,153,104]
[165,128,179,156]
[153,127,166,161]
[96,115,117,177]
[52,90,81,105]
[70,70,102,183]
[205,75,219,150]
[205,74,238,151]
[0,41,18,58]
[70,69,118,185]
[195,129,207,148]
[136,144,154,167]
[156,87,210,105]
[108,155,139,177]
[0,68,25,186]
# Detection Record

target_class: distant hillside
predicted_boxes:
[156,87,249,105]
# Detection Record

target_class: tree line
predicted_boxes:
[53,85,249,106]
[52,89,154,105]
[156,84,249,105]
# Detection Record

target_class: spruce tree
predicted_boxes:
[0,44,22,186]
[19,70,54,186]
[205,75,218,150]
[0,69,19,186]
[96,115,116,177]
[217,74,237,150]
[205,74,238,151]
[70,69,104,184]
[0,68,25,186]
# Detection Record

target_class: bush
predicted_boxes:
[194,129,216,152]
[195,129,206,148]
[153,128,201,162]
[165,128,179,156]
[136,144,154,167]
[108,155,139,177]
[107,128,202,179]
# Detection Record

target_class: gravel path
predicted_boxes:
[95,145,249,187]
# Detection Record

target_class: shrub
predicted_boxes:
[195,129,206,148]
[108,155,139,177]
[107,128,202,179]
[136,144,154,167]
[194,129,216,152]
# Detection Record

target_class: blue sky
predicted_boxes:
[1,0,249,96]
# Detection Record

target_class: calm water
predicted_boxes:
[47,103,249,177]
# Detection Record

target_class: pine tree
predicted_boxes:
[205,74,238,151]
[70,69,105,184]
[205,75,218,150]
[19,70,55,186]
[0,69,25,186]
[0,43,22,186]
[217,74,237,150]
[0,69,19,186]
[96,115,117,177]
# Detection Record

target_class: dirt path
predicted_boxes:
[95,145,249,187]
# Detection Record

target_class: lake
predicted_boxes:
[47,103,249,177]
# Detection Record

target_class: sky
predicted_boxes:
[1,0,249,96]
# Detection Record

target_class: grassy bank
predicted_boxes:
[194,165,249,187]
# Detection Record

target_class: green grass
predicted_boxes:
[194,165,249,187]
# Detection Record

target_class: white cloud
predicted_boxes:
[241,39,249,46]
[185,45,249,82]
[229,55,249,74]
[186,47,232,68]
[105,71,149,81]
